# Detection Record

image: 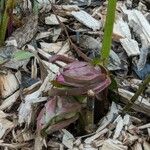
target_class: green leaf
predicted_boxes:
[108,75,119,103]
[13,51,34,61]
[51,80,65,88]
[91,57,102,66]
[108,74,118,91]
[74,95,86,103]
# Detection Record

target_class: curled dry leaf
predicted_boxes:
[37,96,81,134]
[18,74,50,125]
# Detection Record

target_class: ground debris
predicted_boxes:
[0,0,149,149]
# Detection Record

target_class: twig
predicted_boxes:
[50,4,91,62]
[122,75,150,113]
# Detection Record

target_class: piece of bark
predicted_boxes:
[123,133,138,146]
[101,139,127,150]
[0,70,19,99]
[18,74,51,125]
[133,142,143,150]
[118,88,150,116]
[0,90,20,110]
[148,128,150,136]
[84,128,108,144]
[120,38,140,56]
[40,42,63,53]
[113,18,131,41]
[0,118,14,139]
[113,116,124,139]
[54,5,80,16]
[62,129,75,149]
[138,123,150,130]
[45,14,68,25]
[34,133,44,150]
[143,140,150,150]
[71,10,101,31]
[7,14,38,48]
[137,45,150,71]
[36,31,52,40]
[96,102,121,133]
[123,114,131,127]
[122,9,150,43]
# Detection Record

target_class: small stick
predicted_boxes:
[50,4,91,62]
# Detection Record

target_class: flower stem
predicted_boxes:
[101,0,117,66]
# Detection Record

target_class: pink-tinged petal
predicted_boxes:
[62,73,105,85]
[57,97,81,114]
[52,60,111,97]
[93,77,111,94]
[49,82,105,96]
[63,61,88,70]
[37,108,45,129]
[56,74,65,84]
[37,97,56,130]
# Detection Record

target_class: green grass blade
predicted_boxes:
[0,0,16,46]
[0,0,5,25]
[101,0,117,65]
